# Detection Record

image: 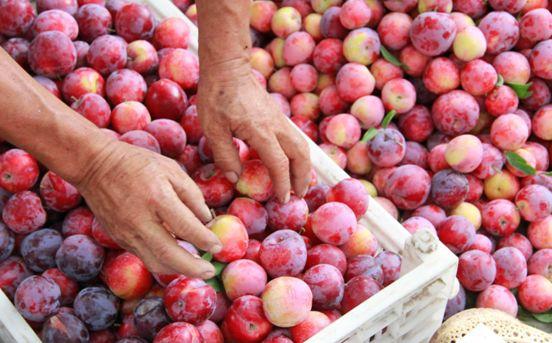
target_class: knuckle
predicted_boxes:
[156,245,173,261]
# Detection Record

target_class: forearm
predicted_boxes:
[196,0,252,78]
[0,49,110,185]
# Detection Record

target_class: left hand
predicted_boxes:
[197,60,312,203]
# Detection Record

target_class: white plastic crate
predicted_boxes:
[0,1,459,342]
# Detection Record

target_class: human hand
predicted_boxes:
[197,60,312,203]
[75,140,222,279]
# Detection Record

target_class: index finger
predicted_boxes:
[141,221,216,279]
[249,132,291,203]
[279,119,312,197]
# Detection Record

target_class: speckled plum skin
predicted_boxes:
[493,247,527,289]
[385,165,431,210]
[306,244,347,275]
[29,31,77,78]
[221,259,267,301]
[0,0,36,37]
[105,68,147,105]
[163,276,216,324]
[457,250,497,291]
[0,257,32,299]
[102,251,152,300]
[74,287,119,331]
[223,295,273,342]
[259,229,307,277]
[39,171,81,212]
[15,275,61,322]
[326,178,369,218]
[310,202,356,245]
[71,93,111,128]
[423,57,459,94]
[303,264,344,310]
[55,234,105,282]
[518,275,552,313]
[227,197,268,235]
[290,311,331,343]
[158,48,199,91]
[2,191,47,235]
[336,63,375,103]
[472,143,505,179]
[481,199,521,237]
[2,38,30,69]
[460,59,498,96]
[262,277,312,328]
[368,128,406,168]
[437,215,476,254]
[345,254,384,285]
[208,215,249,263]
[431,90,479,136]
[0,149,39,194]
[410,12,457,56]
[87,35,128,76]
[515,185,552,222]
[265,195,309,231]
[42,312,90,343]
[75,4,112,42]
[114,3,155,42]
[21,228,62,273]
[340,275,381,313]
[154,322,202,343]
[41,268,78,306]
[430,169,469,209]
[476,285,518,317]
[478,11,520,54]
[236,160,274,202]
[119,130,161,153]
[31,9,79,40]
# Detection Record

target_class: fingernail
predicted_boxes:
[210,244,223,254]
[202,207,213,222]
[225,171,239,183]
[281,192,290,204]
[202,270,215,279]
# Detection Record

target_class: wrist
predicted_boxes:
[199,56,252,83]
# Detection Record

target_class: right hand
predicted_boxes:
[75,140,222,279]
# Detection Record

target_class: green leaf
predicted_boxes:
[544,171,552,176]
[213,261,226,277]
[532,311,552,323]
[505,151,536,176]
[205,277,223,292]
[201,252,213,262]
[382,110,397,128]
[517,306,534,323]
[380,46,403,68]
[496,74,504,87]
[506,82,533,99]
[361,127,378,142]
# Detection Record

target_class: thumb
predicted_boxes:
[206,127,242,183]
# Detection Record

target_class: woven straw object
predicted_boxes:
[431,309,551,343]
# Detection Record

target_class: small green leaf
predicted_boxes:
[205,277,223,292]
[517,306,534,323]
[382,110,397,128]
[532,311,552,323]
[201,252,213,262]
[505,151,537,176]
[380,46,403,68]
[496,74,504,87]
[506,82,533,100]
[213,261,226,277]
[361,127,378,142]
